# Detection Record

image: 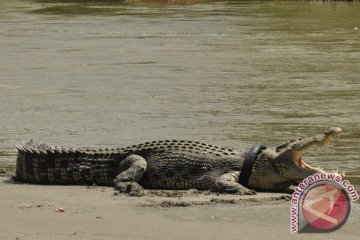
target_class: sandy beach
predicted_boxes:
[0,1,359,239]
[0,176,359,240]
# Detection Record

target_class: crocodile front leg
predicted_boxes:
[213,172,256,195]
[114,155,147,196]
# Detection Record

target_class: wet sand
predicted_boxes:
[0,176,359,240]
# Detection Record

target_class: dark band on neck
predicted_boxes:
[239,144,267,187]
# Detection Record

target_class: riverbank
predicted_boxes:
[0,177,359,240]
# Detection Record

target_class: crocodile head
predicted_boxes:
[249,127,342,190]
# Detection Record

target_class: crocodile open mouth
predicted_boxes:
[287,143,332,184]
[288,154,323,185]
[292,127,343,173]
[293,151,316,170]
[295,156,320,173]
[272,127,342,186]
[291,150,311,169]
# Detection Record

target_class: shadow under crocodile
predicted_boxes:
[1,173,292,208]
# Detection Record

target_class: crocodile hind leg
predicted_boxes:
[213,172,256,195]
[113,155,147,196]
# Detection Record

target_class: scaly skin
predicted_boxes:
[15,127,342,195]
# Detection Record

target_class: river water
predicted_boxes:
[0,0,359,189]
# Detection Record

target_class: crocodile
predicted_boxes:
[14,127,342,195]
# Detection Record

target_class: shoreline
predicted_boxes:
[1,177,359,240]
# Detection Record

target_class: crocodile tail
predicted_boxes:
[15,141,119,186]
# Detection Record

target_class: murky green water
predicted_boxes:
[0,0,359,189]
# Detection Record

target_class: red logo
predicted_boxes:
[300,182,351,232]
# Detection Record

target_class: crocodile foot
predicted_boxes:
[234,188,257,195]
[115,182,145,197]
